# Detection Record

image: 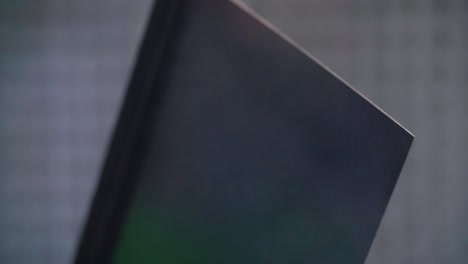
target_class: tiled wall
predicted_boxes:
[0,0,153,262]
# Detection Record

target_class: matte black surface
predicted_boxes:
[75,0,413,263]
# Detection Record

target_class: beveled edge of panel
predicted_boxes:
[230,0,414,138]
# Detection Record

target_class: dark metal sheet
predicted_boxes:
[75,0,413,263]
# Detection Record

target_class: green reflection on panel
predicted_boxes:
[112,206,238,264]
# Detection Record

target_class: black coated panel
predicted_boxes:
[75,0,413,263]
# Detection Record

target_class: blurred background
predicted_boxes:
[0,0,466,263]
